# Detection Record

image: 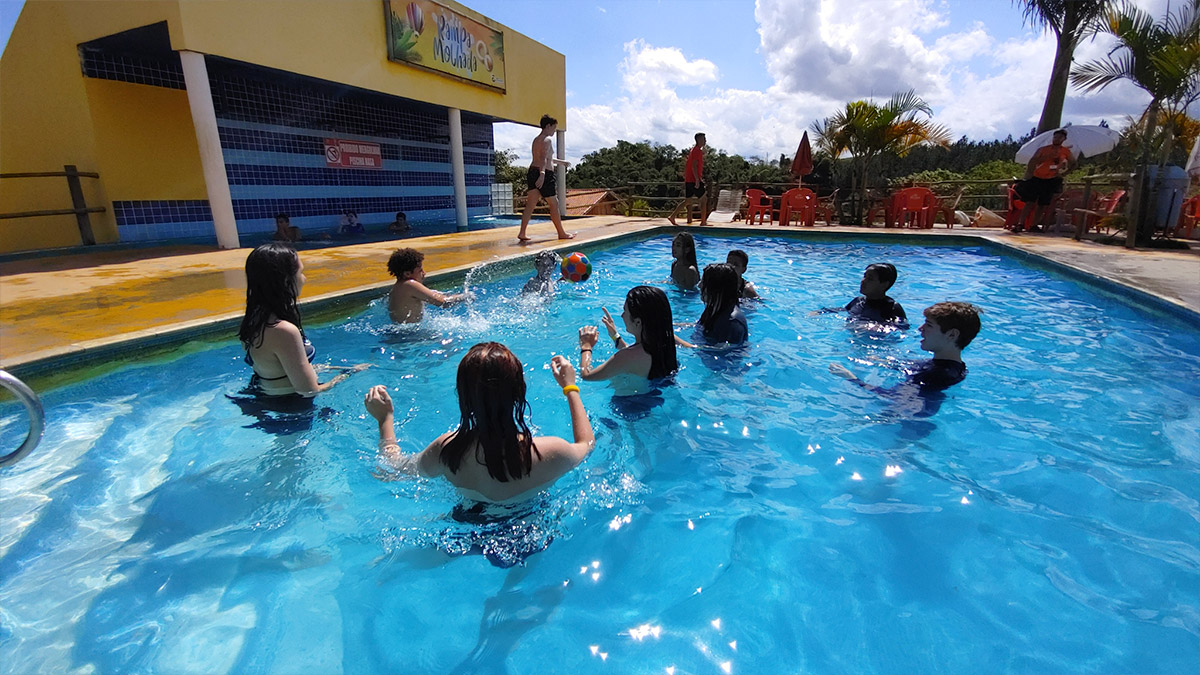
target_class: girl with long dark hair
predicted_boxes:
[363,343,595,503]
[697,263,748,345]
[239,242,368,396]
[577,285,682,387]
[670,232,700,290]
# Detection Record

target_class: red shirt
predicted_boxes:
[1032,144,1071,179]
[685,145,704,183]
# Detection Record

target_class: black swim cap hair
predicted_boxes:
[866,263,898,291]
[540,114,558,129]
[699,263,741,335]
[625,285,679,379]
[239,242,303,348]
[727,249,748,266]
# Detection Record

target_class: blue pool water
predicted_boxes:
[1,234,1198,673]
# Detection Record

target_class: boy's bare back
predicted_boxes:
[389,280,427,323]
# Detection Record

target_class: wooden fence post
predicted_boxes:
[64,164,96,245]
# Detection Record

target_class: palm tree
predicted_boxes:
[812,90,951,225]
[1016,0,1113,134]
[1071,0,1200,246]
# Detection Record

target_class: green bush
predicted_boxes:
[889,168,964,188]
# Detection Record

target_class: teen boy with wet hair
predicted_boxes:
[816,263,906,325]
[829,301,982,393]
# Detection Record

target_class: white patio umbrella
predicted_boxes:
[1186,135,1200,178]
[1015,125,1122,164]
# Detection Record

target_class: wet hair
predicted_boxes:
[533,249,560,272]
[695,132,706,143]
[238,242,303,348]
[726,249,748,267]
[387,247,425,278]
[274,213,289,222]
[865,263,898,291]
[540,114,558,129]
[672,232,698,274]
[395,212,406,219]
[624,285,679,379]
[440,342,540,481]
[699,263,741,335]
[924,302,982,348]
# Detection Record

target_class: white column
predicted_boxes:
[448,108,469,232]
[179,51,239,249]
[555,128,567,217]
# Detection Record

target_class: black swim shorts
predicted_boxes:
[685,181,707,198]
[1015,176,1063,206]
[526,167,556,199]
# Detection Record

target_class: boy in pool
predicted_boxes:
[522,250,562,295]
[816,263,906,325]
[725,249,759,299]
[273,213,301,242]
[387,248,473,323]
[829,301,981,393]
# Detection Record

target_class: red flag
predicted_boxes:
[791,131,814,178]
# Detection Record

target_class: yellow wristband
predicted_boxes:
[562,384,580,395]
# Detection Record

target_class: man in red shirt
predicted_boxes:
[668,133,708,226]
[1013,128,1073,233]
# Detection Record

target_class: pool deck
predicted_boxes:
[1,216,1197,375]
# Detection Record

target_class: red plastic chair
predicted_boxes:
[1004,186,1037,231]
[815,189,838,225]
[745,189,772,226]
[1074,189,1126,235]
[779,188,817,226]
[1171,194,1199,239]
[894,187,936,228]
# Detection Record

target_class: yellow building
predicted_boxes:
[0,0,565,253]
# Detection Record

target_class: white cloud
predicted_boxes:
[495,0,1167,166]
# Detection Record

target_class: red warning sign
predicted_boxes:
[323,138,383,169]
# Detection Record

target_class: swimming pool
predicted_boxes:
[1,233,1197,673]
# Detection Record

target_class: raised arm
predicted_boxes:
[577,324,641,381]
[406,280,473,308]
[549,356,595,464]
[364,385,443,477]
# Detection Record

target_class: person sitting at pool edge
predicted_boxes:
[239,242,370,396]
[273,213,301,243]
[671,232,700,290]
[523,250,562,295]
[726,249,759,299]
[829,301,981,393]
[387,248,473,323]
[815,263,906,325]
[389,211,410,234]
[697,263,748,345]
[577,285,681,385]
[364,343,596,504]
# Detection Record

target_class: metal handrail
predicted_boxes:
[0,370,44,469]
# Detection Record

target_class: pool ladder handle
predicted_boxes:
[0,369,45,469]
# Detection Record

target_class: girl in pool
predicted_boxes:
[577,285,682,388]
[696,263,748,345]
[670,232,700,290]
[364,343,595,503]
[239,242,369,396]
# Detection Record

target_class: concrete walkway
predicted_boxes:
[1,217,1196,374]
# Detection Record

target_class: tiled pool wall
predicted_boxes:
[81,48,495,243]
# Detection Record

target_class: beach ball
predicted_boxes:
[561,251,592,283]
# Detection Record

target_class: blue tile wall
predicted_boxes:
[97,50,495,241]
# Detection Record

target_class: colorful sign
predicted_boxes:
[324,138,383,170]
[384,0,506,92]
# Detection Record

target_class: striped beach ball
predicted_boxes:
[560,251,592,283]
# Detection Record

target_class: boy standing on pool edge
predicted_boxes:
[518,114,574,243]
[668,132,708,226]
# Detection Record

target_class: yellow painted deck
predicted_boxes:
[1,216,1197,374]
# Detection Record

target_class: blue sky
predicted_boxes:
[0,0,1169,164]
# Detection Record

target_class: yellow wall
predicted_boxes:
[171,0,565,128]
[0,0,563,253]
[83,79,206,201]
